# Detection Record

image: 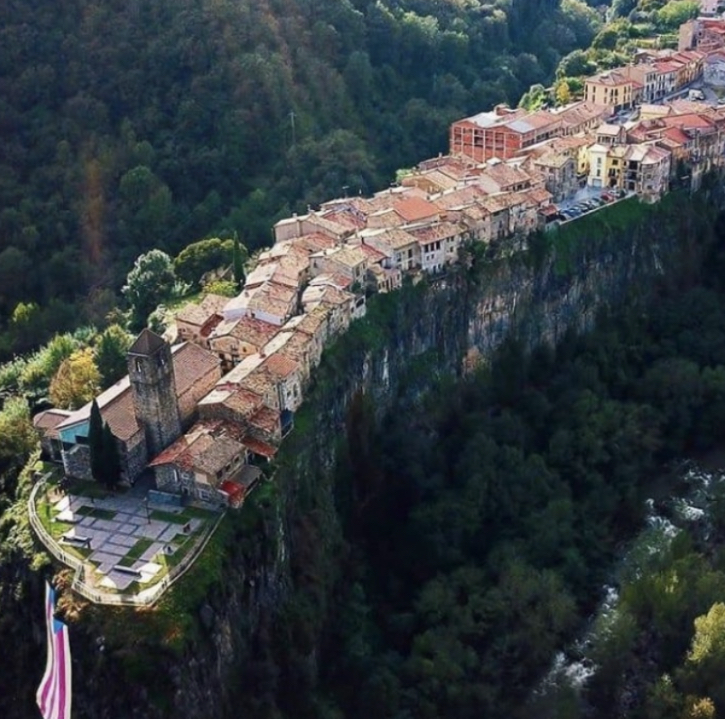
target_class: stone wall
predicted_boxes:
[123,432,147,483]
[62,444,92,481]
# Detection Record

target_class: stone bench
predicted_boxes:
[112,565,143,578]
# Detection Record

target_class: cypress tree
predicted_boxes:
[88,399,104,482]
[101,422,121,490]
[232,233,246,286]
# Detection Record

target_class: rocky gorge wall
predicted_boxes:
[5,190,722,719]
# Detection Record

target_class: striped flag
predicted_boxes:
[36,582,72,719]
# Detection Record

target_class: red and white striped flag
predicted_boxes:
[36,582,72,719]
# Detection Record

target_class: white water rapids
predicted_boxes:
[531,461,725,712]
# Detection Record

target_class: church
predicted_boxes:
[34,329,222,487]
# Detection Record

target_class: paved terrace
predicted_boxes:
[29,474,225,606]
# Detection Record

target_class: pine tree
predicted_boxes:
[88,399,104,482]
[232,233,246,286]
[101,422,122,490]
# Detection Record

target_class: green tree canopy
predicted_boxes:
[49,347,100,410]
[94,324,132,388]
[174,237,236,287]
[88,399,104,482]
[122,250,176,331]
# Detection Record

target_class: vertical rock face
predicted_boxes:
[21,198,716,719]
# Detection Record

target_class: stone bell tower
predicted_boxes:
[127,328,182,458]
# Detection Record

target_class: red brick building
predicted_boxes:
[449,102,607,163]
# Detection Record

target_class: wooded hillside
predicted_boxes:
[0,0,601,357]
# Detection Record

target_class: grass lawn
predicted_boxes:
[182,506,216,520]
[76,505,117,520]
[150,509,188,525]
[67,478,116,499]
[164,290,202,313]
[118,538,155,567]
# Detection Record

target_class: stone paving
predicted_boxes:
[53,491,208,593]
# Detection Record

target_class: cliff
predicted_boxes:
[3,189,721,718]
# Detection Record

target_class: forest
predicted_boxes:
[0,0,604,358]
[227,211,725,719]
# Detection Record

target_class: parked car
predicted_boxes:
[601,192,614,203]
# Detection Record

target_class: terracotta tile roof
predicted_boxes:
[302,284,354,309]
[172,342,222,397]
[211,315,279,348]
[523,187,554,205]
[240,367,277,400]
[408,221,466,243]
[57,375,138,440]
[33,409,72,435]
[101,390,141,443]
[654,60,681,73]
[293,233,338,253]
[176,303,218,327]
[321,208,367,230]
[393,196,440,222]
[662,113,716,131]
[263,353,299,379]
[587,68,633,86]
[149,421,245,476]
[248,405,281,437]
[432,185,488,209]
[662,126,691,145]
[539,204,559,216]
[357,242,386,261]
[481,163,532,189]
[417,155,478,178]
[242,435,278,458]
[557,102,608,128]
[322,246,367,269]
[524,110,561,130]
[461,205,491,222]
[200,294,229,314]
[403,168,459,191]
[363,228,420,250]
[224,387,265,417]
[289,307,329,337]
[306,214,353,239]
[278,331,314,363]
[534,151,572,169]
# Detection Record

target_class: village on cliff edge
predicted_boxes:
[31,12,725,590]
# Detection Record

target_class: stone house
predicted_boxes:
[301,283,355,337]
[360,228,421,272]
[704,49,725,87]
[175,294,227,348]
[149,420,251,503]
[531,151,577,202]
[408,222,468,269]
[208,315,279,371]
[310,246,369,286]
[222,281,298,326]
[477,161,535,195]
